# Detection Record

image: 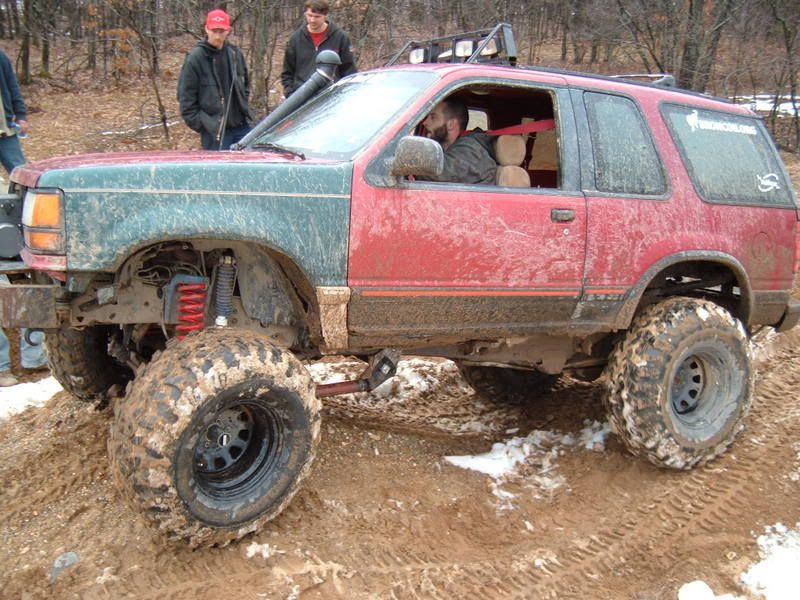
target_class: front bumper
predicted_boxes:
[776,298,800,333]
[0,262,61,328]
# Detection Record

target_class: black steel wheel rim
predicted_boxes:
[192,401,282,499]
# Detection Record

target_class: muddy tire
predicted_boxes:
[458,364,559,405]
[109,329,321,548]
[603,297,753,470]
[46,326,133,401]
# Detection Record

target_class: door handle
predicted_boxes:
[551,208,575,223]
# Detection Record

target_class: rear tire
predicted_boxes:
[458,364,559,405]
[46,326,133,401]
[603,297,753,469]
[109,329,321,547]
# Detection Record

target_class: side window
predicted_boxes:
[584,92,666,195]
[662,104,794,206]
[408,84,564,189]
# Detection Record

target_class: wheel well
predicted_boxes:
[108,239,322,350]
[637,260,749,324]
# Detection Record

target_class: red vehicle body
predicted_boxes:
[1,43,797,547]
[344,64,798,358]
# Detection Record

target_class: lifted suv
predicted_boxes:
[1,27,798,547]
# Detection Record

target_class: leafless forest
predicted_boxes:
[0,0,798,151]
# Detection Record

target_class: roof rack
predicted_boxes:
[610,73,677,88]
[385,23,517,67]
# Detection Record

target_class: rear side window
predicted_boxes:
[584,92,666,195]
[662,104,794,206]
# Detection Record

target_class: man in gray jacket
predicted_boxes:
[420,98,497,185]
[281,0,357,97]
[178,9,252,150]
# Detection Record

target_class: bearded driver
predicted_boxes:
[419,98,496,184]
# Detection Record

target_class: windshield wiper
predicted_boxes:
[250,142,305,160]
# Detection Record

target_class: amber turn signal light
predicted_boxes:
[24,230,63,252]
[23,190,63,229]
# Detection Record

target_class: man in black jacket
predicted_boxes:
[178,9,252,150]
[281,0,357,98]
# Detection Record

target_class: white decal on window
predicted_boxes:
[685,109,757,136]
[757,173,781,193]
[686,110,700,132]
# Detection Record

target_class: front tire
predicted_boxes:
[109,329,321,547]
[603,297,753,469]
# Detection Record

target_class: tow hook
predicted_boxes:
[24,328,43,346]
[315,349,401,398]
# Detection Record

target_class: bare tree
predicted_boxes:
[766,0,800,151]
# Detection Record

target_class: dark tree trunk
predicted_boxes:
[20,0,31,84]
[679,0,705,89]
[692,0,736,92]
[9,0,20,39]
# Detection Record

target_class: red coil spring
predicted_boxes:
[176,283,207,339]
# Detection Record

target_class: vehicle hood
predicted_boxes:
[15,150,354,286]
[11,150,337,189]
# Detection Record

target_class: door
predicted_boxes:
[347,84,586,344]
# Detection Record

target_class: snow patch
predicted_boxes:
[444,420,610,508]
[677,580,743,600]
[577,419,612,451]
[245,542,283,560]
[679,523,800,600]
[740,523,800,600]
[0,377,63,421]
[734,94,799,117]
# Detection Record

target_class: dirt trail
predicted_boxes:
[1,320,799,599]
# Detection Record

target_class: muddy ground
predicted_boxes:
[0,315,798,600]
[1,55,799,600]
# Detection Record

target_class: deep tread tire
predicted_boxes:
[46,326,133,401]
[603,297,753,470]
[458,364,559,405]
[109,329,321,548]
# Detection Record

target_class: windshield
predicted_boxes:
[248,71,438,160]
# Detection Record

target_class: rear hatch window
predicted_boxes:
[662,103,796,207]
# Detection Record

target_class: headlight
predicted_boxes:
[409,48,427,64]
[455,40,474,58]
[22,189,64,253]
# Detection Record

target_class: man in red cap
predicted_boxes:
[178,8,253,150]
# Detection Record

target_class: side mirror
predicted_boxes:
[390,136,443,178]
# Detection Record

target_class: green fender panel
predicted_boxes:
[38,160,352,287]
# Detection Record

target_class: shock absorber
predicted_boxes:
[215,255,236,327]
[176,282,207,339]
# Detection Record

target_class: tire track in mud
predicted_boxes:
[0,392,109,523]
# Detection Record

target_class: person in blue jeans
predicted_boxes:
[0,48,47,386]
[0,329,46,386]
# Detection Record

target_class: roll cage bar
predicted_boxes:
[385,22,517,67]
